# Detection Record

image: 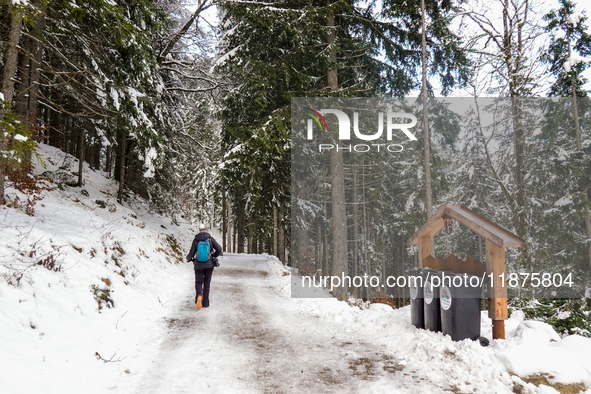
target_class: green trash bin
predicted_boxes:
[405,269,424,329]
[423,268,441,332]
[440,271,483,341]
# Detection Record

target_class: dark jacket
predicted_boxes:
[186,231,222,270]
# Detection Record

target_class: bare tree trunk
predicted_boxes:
[511,101,529,269]
[278,205,285,264]
[353,169,359,298]
[0,8,15,202]
[393,237,400,305]
[327,8,348,299]
[78,130,84,187]
[322,219,328,274]
[233,223,237,254]
[105,145,112,176]
[15,0,46,126]
[94,145,100,171]
[236,186,245,253]
[421,0,432,219]
[501,0,530,271]
[381,232,386,296]
[317,223,322,275]
[0,165,5,205]
[49,111,62,148]
[27,1,45,119]
[363,163,370,298]
[567,28,582,152]
[15,48,31,118]
[266,234,272,255]
[273,205,278,257]
[326,6,338,92]
[400,234,407,304]
[87,144,94,170]
[298,225,308,267]
[0,5,22,204]
[117,129,127,204]
[330,146,348,298]
[1,7,22,103]
[567,29,591,270]
[585,194,591,271]
[227,200,232,253]
[222,189,227,252]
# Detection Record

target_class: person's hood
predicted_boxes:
[195,232,210,241]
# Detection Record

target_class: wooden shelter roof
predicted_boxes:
[408,205,525,248]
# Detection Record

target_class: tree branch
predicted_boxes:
[158,0,213,64]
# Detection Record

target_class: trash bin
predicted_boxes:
[423,268,442,332]
[405,269,424,329]
[440,271,483,341]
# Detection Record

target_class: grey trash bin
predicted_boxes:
[423,268,442,332]
[440,271,483,341]
[405,269,424,329]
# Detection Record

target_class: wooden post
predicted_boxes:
[493,319,506,340]
[485,239,508,339]
[417,235,432,268]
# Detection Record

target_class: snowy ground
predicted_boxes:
[1,144,591,394]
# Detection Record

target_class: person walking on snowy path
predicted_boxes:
[186,223,223,309]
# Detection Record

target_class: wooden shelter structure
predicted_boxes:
[409,205,525,340]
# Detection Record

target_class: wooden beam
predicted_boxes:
[446,209,505,247]
[409,205,525,248]
[485,239,508,326]
[408,206,447,244]
[417,235,431,268]
[446,206,525,247]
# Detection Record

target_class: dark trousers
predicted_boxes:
[194,267,214,307]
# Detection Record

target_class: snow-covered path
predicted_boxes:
[131,254,409,394]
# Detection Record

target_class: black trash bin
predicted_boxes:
[440,271,483,341]
[405,269,424,329]
[423,268,442,332]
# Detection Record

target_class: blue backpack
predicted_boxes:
[196,238,211,262]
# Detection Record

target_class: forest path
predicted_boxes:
[130,254,431,394]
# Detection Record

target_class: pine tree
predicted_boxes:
[381,0,470,219]
[544,1,591,270]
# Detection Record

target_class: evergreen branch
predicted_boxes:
[165,85,220,93]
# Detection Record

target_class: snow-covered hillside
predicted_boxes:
[0,144,199,393]
[1,144,591,394]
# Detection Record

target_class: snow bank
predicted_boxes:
[0,144,197,394]
[263,255,591,393]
